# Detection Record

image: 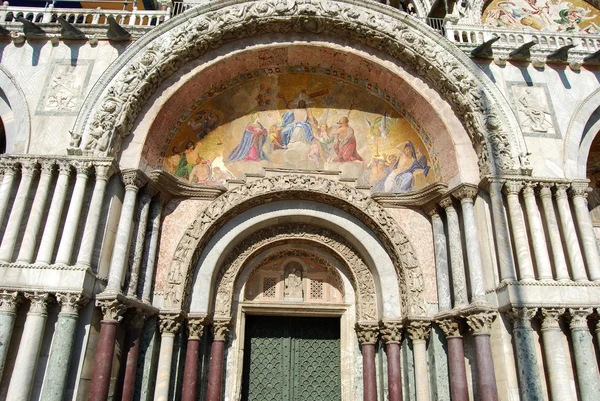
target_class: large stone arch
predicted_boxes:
[564,87,600,178]
[72,0,525,175]
[210,225,379,322]
[165,175,427,318]
[0,65,31,154]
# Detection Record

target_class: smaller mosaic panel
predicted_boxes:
[507,82,561,138]
[36,59,94,116]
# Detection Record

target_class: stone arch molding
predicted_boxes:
[165,174,427,318]
[72,0,525,175]
[212,226,378,323]
[564,87,600,178]
[0,65,31,153]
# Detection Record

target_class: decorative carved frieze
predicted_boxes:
[380,320,403,344]
[96,298,127,322]
[25,292,50,315]
[0,290,21,313]
[568,308,593,331]
[212,319,231,341]
[437,318,461,338]
[540,308,565,331]
[56,292,88,316]
[465,311,497,336]
[407,320,431,342]
[356,321,379,345]
[159,313,182,334]
[509,307,537,330]
[188,316,207,339]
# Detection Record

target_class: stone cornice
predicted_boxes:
[370,182,448,207]
[149,170,225,200]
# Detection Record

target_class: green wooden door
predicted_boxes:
[242,316,341,401]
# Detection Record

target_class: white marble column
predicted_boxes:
[569,183,600,281]
[509,307,544,401]
[127,186,156,297]
[454,185,486,302]
[154,314,181,401]
[439,197,468,307]
[0,161,38,262]
[0,291,21,380]
[407,321,431,401]
[105,170,147,294]
[568,308,600,401]
[55,161,91,265]
[540,308,575,401]
[555,184,587,281]
[504,181,535,281]
[6,292,50,401]
[521,183,554,280]
[0,162,19,228]
[487,179,517,282]
[76,163,113,268]
[36,162,71,264]
[142,196,166,303]
[16,161,55,264]
[427,206,451,310]
[538,184,570,281]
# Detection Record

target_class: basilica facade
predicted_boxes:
[1,0,600,400]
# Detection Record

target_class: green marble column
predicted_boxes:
[0,291,21,380]
[510,308,544,401]
[569,308,600,401]
[40,293,86,401]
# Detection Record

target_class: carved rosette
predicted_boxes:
[540,308,565,331]
[509,307,537,330]
[188,317,207,339]
[56,293,89,317]
[96,298,127,322]
[356,321,379,345]
[159,313,182,335]
[0,290,21,313]
[407,320,431,342]
[436,318,461,338]
[380,320,403,344]
[25,292,50,315]
[568,308,593,331]
[212,319,231,342]
[466,311,497,336]
[121,170,147,192]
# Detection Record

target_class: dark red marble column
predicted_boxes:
[120,312,145,401]
[466,311,499,401]
[357,322,379,401]
[386,342,403,401]
[206,319,230,401]
[88,320,119,401]
[447,336,469,401]
[182,317,205,401]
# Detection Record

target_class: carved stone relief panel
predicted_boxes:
[507,82,560,138]
[36,59,94,116]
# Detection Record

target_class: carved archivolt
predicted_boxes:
[213,228,377,322]
[164,175,427,317]
[73,0,523,174]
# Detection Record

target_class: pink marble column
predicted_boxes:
[206,319,230,401]
[182,317,206,401]
[120,311,146,401]
[357,322,379,401]
[466,311,499,401]
[88,299,126,401]
[438,318,469,401]
[380,320,403,401]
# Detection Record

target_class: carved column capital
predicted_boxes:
[25,292,50,315]
[379,320,403,343]
[0,161,20,177]
[213,318,231,341]
[569,182,589,199]
[93,163,115,182]
[71,160,93,176]
[356,321,379,344]
[537,182,553,198]
[39,160,56,176]
[96,298,127,322]
[57,160,73,176]
[159,313,182,335]
[407,320,431,342]
[438,196,454,210]
[19,160,38,177]
[568,308,593,331]
[141,182,159,201]
[465,311,497,336]
[124,309,147,330]
[503,180,523,196]
[188,316,207,339]
[424,204,440,218]
[522,181,536,196]
[0,290,22,313]
[56,292,88,316]
[436,317,462,338]
[540,308,565,331]
[508,307,537,329]
[452,184,478,202]
[121,169,147,191]
[553,183,569,200]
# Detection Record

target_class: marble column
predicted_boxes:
[0,291,21,380]
[55,161,91,265]
[36,161,71,264]
[466,311,499,401]
[380,321,403,401]
[153,314,181,401]
[121,310,147,401]
[88,299,127,401]
[127,187,156,297]
[540,308,574,401]
[522,183,554,280]
[76,164,112,268]
[439,197,468,307]
[0,161,38,262]
[437,318,469,401]
[454,185,486,301]
[570,183,600,281]
[407,321,431,401]
[509,307,544,401]
[142,197,166,303]
[6,292,50,401]
[504,181,535,281]
[106,170,146,294]
[538,184,570,281]
[427,206,451,311]
[16,161,54,263]
[356,322,378,401]
[41,293,87,401]
[487,179,517,282]
[568,308,600,401]
[595,309,600,352]
[555,184,587,281]
[0,162,19,228]
[182,317,206,401]
[207,319,231,401]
